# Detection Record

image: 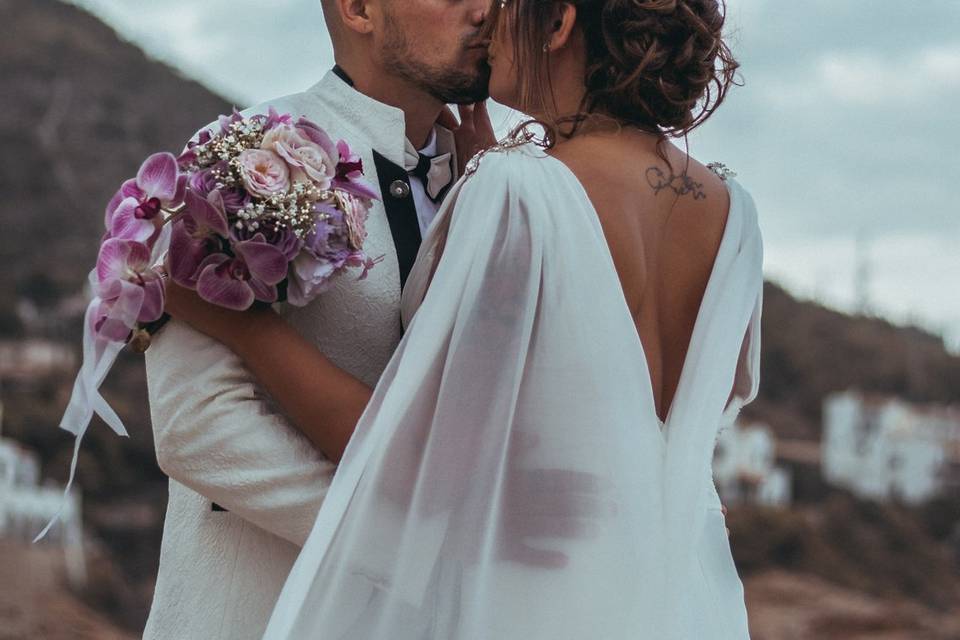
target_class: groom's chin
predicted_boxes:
[447,86,492,106]
[450,87,491,105]
[436,64,492,105]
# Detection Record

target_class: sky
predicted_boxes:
[67,0,960,350]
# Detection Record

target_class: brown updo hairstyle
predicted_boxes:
[489,0,740,152]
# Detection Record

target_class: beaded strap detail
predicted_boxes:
[464,130,538,178]
[706,162,737,181]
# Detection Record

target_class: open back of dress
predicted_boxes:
[263,145,764,640]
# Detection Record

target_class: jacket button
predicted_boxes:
[389,179,411,198]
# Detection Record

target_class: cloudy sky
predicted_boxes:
[68,0,960,349]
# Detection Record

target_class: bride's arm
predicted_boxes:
[164,280,371,463]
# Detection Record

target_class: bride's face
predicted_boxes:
[486,1,578,116]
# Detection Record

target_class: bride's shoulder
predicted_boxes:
[460,142,572,204]
[446,143,586,241]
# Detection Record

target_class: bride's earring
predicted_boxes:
[543,42,551,52]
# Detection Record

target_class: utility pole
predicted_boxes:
[854,229,872,316]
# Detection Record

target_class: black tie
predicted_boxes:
[408,152,453,204]
[410,153,434,184]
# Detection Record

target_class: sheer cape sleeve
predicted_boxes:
[263,147,763,640]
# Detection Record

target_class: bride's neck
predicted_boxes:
[525,61,635,144]
[520,44,592,136]
[527,106,643,147]
[522,46,659,146]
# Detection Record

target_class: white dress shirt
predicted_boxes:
[409,127,443,237]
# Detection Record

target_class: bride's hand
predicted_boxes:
[438,101,497,176]
[163,277,276,352]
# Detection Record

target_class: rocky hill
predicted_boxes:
[0,0,232,336]
[747,281,960,440]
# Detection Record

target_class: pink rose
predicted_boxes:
[237,149,290,199]
[261,123,337,190]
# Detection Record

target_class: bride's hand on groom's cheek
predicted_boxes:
[438,101,497,175]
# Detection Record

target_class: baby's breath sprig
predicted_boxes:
[234,183,336,238]
[186,117,266,171]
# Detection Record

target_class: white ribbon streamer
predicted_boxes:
[36,228,171,541]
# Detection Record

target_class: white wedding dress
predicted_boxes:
[262,143,764,639]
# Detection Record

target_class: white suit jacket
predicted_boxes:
[143,70,455,640]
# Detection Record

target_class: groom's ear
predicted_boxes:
[336,0,379,35]
[546,2,578,52]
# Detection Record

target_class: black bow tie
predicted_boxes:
[407,152,454,203]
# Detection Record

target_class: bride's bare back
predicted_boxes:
[550,130,731,423]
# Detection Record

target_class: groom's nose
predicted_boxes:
[468,0,488,27]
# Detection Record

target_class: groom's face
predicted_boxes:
[376,0,492,104]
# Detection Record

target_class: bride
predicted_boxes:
[165,0,762,637]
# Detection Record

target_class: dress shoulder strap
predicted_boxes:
[706,161,737,181]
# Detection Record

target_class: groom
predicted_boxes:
[143,1,590,639]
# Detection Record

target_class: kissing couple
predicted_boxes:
[143,0,762,638]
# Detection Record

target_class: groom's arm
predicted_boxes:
[146,318,335,547]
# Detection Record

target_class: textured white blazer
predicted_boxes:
[142,70,452,640]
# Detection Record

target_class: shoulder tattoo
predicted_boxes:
[645,167,706,200]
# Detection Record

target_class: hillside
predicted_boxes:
[749,281,960,440]
[0,0,232,336]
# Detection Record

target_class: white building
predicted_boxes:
[712,420,792,506]
[0,399,86,586]
[0,338,77,380]
[822,391,960,504]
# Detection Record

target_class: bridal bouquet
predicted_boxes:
[100,107,380,348]
[37,108,380,540]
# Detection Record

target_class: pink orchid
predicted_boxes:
[262,105,293,132]
[218,108,245,135]
[195,233,288,310]
[168,189,230,287]
[333,140,379,200]
[176,129,213,167]
[106,152,186,244]
[93,238,165,340]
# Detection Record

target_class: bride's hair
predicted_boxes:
[492,0,740,149]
